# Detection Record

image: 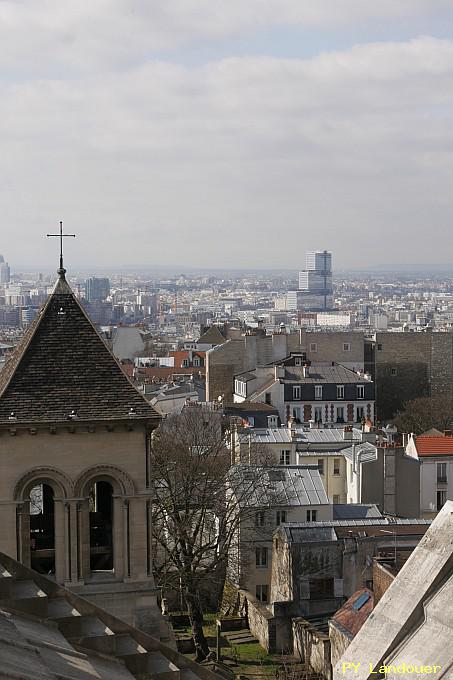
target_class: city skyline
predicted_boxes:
[1,2,453,269]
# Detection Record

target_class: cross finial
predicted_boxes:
[47,221,76,277]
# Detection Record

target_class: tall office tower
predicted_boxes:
[297,250,333,310]
[0,255,10,284]
[85,276,110,302]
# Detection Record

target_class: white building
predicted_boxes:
[406,433,453,518]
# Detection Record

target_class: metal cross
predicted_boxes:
[47,221,76,271]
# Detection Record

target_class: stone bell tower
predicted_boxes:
[0,266,161,633]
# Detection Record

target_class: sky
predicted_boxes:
[1,1,453,271]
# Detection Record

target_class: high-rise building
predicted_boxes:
[297,249,333,310]
[85,276,110,302]
[0,255,10,284]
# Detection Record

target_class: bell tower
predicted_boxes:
[0,266,161,633]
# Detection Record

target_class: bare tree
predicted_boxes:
[393,394,453,435]
[151,407,274,661]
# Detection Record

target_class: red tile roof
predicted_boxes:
[415,435,453,456]
[331,588,374,637]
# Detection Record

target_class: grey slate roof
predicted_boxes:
[283,365,371,384]
[279,518,431,543]
[0,272,160,424]
[333,504,382,520]
[228,464,329,508]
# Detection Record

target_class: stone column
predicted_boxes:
[63,500,82,585]
[78,498,91,580]
[112,495,124,579]
[17,501,31,568]
[54,498,66,583]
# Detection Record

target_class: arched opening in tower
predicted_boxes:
[29,483,55,574]
[89,481,114,571]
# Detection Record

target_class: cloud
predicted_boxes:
[1,32,453,267]
[0,0,452,73]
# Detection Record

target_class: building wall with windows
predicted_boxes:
[298,453,347,503]
[227,466,331,602]
[406,434,453,518]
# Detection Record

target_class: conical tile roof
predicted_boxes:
[0,270,160,424]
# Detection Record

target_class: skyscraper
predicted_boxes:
[0,255,10,284]
[85,276,110,302]
[297,249,333,310]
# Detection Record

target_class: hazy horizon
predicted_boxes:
[2,1,453,269]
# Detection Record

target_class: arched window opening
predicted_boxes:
[89,481,114,571]
[30,483,55,574]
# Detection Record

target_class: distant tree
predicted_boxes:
[393,394,453,435]
[150,407,270,661]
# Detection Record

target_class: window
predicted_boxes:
[255,511,265,527]
[306,510,317,522]
[343,343,351,352]
[333,459,340,475]
[315,385,323,400]
[293,386,301,400]
[265,392,272,405]
[295,357,302,366]
[357,385,365,399]
[247,416,255,427]
[314,407,322,423]
[377,343,383,350]
[336,406,345,423]
[280,450,290,465]
[255,546,268,567]
[193,357,200,367]
[292,407,301,423]
[333,494,340,504]
[276,510,287,525]
[182,358,189,367]
[391,367,397,376]
[309,578,334,599]
[317,459,324,475]
[337,385,344,399]
[437,490,447,511]
[356,406,365,422]
[437,462,447,484]
[256,584,268,602]
[310,342,317,352]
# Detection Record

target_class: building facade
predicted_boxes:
[233,357,375,426]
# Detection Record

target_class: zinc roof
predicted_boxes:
[228,465,329,508]
[237,428,293,444]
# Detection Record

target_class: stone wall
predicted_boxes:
[373,331,453,420]
[372,560,395,604]
[293,618,332,680]
[206,340,246,402]
[431,332,453,395]
[329,621,352,669]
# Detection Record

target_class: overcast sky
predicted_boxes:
[1,1,453,271]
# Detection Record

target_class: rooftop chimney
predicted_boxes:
[343,425,354,440]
